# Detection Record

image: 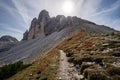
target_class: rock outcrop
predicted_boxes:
[0,10,117,66]
[23,10,115,40]
[0,35,18,42]
[22,30,29,40]
[24,10,50,40]
[0,35,18,53]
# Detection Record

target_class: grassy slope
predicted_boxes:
[7,32,120,80]
[8,49,60,80]
[7,32,85,80]
[58,32,120,80]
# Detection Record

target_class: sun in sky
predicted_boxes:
[62,0,74,15]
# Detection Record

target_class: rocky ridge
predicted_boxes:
[0,10,117,66]
[0,35,18,53]
[23,10,115,40]
[0,35,18,42]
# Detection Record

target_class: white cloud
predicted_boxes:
[0,1,28,29]
[12,0,31,28]
[76,0,102,19]
[0,23,23,33]
[109,19,120,30]
[0,23,23,40]
[0,2,16,18]
[91,0,120,17]
[74,0,120,31]
[0,0,120,40]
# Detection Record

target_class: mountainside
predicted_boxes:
[0,35,18,53]
[0,10,119,80]
[0,35,18,42]
[22,10,115,40]
[7,31,120,80]
[0,10,116,66]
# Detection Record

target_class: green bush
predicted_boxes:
[67,37,72,41]
[0,61,30,80]
[68,57,74,63]
[93,55,104,65]
[73,55,94,65]
[80,62,94,74]
[107,41,120,48]
[111,51,120,57]
[83,69,108,80]
[112,75,120,80]
[102,57,118,64]
[106,65,120,76]
[66,52,74,57]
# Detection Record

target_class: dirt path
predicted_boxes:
[57,50,84,80]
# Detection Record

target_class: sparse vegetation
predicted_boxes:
[83,69,108,80]
[80,62,94,74]
[60,32,120,80]
[106,65,120,76]
[0,61,30,80]
[7,49,60,80]
[5,32,120,80]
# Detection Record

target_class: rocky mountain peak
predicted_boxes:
[32,17,38,24]
[23,10,116,40]
[38,10,50,25]
[22,30,29,40]
[0,35,18,42]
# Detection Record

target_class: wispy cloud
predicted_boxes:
[0,0,120,40]
[0,2,17,19]
[90,0,120,31]
[11,0,31,28]
[0,23,23,34]
[0,23,23,40]
[91,0,120,17]
[76,0,102,19]
[75,0,120,31]
[0,1,28,29]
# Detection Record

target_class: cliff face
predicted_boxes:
[23,10,49,40]
[22,10,83,40]
[23,10,115,40]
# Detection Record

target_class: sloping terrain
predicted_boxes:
[6,32,120,80]
[57,50,83,80]
[0,10,118,80]
[0,10,116,66]
[0,35,18,53]
[0,26,82,66]
[58,32,120,80]
[7,48,60,80]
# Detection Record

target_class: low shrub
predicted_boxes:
[93,55,104,64]
[66,52,74,57]
[111,51,120,57]
[73,54,94,65]
[68,57,74,63]
[102,57,118,63]
[0,61,30,80]
[83,69,108,80]
[112,75,120,80]
[106,65,120,76]
[80,62,94,74]
[67,37,72,41]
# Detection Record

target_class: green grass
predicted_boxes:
[106,65,120,76]
[83,68,108,80]
[80,62,94,74]
[0,61,30,80]
[7,49,60,80]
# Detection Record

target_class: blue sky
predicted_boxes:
[0,0,120,40]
